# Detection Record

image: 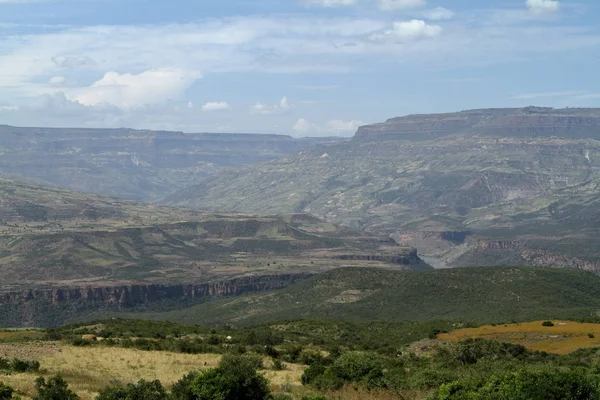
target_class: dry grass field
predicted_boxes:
[438,320,600,354]
[0,345,305,400]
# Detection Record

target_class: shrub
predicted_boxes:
[11,359,40,373]
[70,338,92,347]
[431,368,598,400]
[172,354,271,400]
[32,376,79,400]
[542,321,555,327]
[97,380,167,400]
[272,359,285,371]
[589,333,595,339]
[301,396,329,400]
[0,383,13,400]
[271,396,292,400]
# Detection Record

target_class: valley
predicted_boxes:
[163,107,600,270]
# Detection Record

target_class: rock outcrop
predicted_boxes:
[0,273,312,328]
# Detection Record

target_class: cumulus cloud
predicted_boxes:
[370,19,441,42]
[65,69,201,109]
[425,7,455,20]
[378,0,426,11]
[301,0,357,7]
[526,0,560,14]
[202,101,231,112]
[251,97,293,115]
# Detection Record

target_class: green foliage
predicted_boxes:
[542,321,555,327]
[143,267,600,327]
[431,368,599,400]
[96,380,167,400]
[32,376,79,400]
[171,354,270,400]
[0,383,13,400]
[0,357,40,374]
[70,338,92,347]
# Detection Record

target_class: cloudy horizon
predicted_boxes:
[1,0,599,136]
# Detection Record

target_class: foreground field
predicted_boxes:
[438,320,600,354]
[0,344,304,400]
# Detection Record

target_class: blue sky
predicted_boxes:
[1,0,599,136]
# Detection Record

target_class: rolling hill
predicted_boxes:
[163,107,600,270]
[136,266,600,327]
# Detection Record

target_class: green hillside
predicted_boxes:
[136,266,600,326]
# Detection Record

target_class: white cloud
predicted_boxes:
[301,0,357,7]
[293,118,363,136]
[251,97,293,115]
[425,7,455,20]
[202,101,231,112]
[512,90,588,99]
[326,119,364,133]
[66,69,201,109]
[48,76,66,86]
[370,19,442,42]
[526,0,560,14]
[378,0,426,11]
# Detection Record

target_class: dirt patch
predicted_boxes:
[0,342,61,359]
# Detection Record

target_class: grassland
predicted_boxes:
[438,320,600,354]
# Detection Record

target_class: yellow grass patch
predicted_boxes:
[438,320,600,354]
[0,345,306,400]
[0,330,43,341]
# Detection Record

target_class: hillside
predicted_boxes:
[0,177,428,327]
[163,107,600,269]
[0,125,341,201]
[134,266,600,327]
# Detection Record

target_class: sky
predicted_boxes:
[0,0,600,136]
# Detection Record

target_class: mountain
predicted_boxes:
[164,107,600,270]
[0,177,428,327]
[0,125,342,201]
[133,266,600,327]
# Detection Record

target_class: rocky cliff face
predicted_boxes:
[0,273,312,328]
[355,107,600,141]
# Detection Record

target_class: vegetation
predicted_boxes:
[33,376,79,400]
[129,266,600,327]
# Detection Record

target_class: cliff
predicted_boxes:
[0,273,312,328]
[354,107,600,141]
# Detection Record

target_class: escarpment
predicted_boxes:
[0,273,312,328]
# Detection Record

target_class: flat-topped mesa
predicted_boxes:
[354,107,600,141]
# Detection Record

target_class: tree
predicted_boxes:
[32,376,79,400]
[171,354,271,400]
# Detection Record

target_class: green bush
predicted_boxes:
[0,383,13,400]
[96,380,167,400]
[171,354,271,400]
[301,396,329,400]
[542,321,555,327]
[32,376,79,400]
[431,368,598,400]
[11,359,40,373]
[70,338,92,347]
